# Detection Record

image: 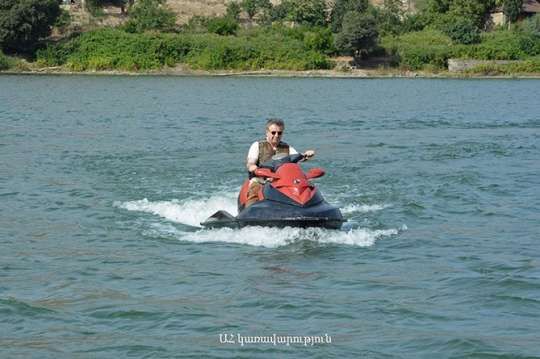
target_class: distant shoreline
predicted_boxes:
[2,67,540,79]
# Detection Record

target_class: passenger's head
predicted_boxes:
[265,118,285,146]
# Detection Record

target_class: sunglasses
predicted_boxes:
[270,131,283,136]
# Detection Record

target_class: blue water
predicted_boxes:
[1,75,539,358]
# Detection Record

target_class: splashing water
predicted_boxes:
[181,226,399,248]
[114,193,237,227]
[341,203,391,214]
[115,193,402,248]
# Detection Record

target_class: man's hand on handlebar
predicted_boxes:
[302,150,315,161]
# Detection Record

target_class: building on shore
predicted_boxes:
[491,0,540,26]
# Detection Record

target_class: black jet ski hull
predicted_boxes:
[201,217,344,230]
[238,217,344,229]
[201,200,344,230]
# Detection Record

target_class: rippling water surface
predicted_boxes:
[1,75,539,358]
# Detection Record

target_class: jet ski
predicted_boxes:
[201,153,345,229]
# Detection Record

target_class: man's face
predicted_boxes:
[266,124,284,147]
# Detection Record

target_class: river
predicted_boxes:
[1,75,539,358]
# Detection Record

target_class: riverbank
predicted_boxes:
[3,65,540,78]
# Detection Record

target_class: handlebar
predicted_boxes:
[259,153,305,171]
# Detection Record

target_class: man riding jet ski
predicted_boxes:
[244,118,316,208]
[201,153,345,229]
[201,119,344,229]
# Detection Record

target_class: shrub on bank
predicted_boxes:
[38,28,162,70]
[381,29,454,70]
[437,14,480,45]
[36,27,333,71]
[123,0,177,33]
[0,52,11,70]
[206,16,239,36]
[247,25,335,54]
[519,14,540,37]
[466,58,540,75]
[454,30,540,60]
[381,28,540,70]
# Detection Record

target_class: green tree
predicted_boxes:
[207,16,239,35]
[282,0,327,26]
[330,0,368,32]
[0,0,61,53]
[410,0,449,30]
[124,0,176,33]
[448,0,495,29]
[400,12,431,32]
[375,0,405,35]
[241,0,257,20]
[440,14,481,44]
[503,0,522,23]
[226,1,242,20]
[303,26,335,53]
[241,0,271,21]
[335,11,378,56]
[418,0,495,30]
[423,0,452,14]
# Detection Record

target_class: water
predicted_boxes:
[1,75,539,358]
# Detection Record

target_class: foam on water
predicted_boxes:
[180,226,400,248]
[114,193,237,227]
[116,194,402,248]
[341,203,390,214]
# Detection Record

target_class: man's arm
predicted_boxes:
[247,161,257,173]
[289,146,315,160]
[246,142,259,173]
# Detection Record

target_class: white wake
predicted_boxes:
[341,203,390,214]
[180,226,399,248]
[114,193,237,227]
[115,194,403,248]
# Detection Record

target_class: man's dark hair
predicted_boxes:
[266,118,285,130]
